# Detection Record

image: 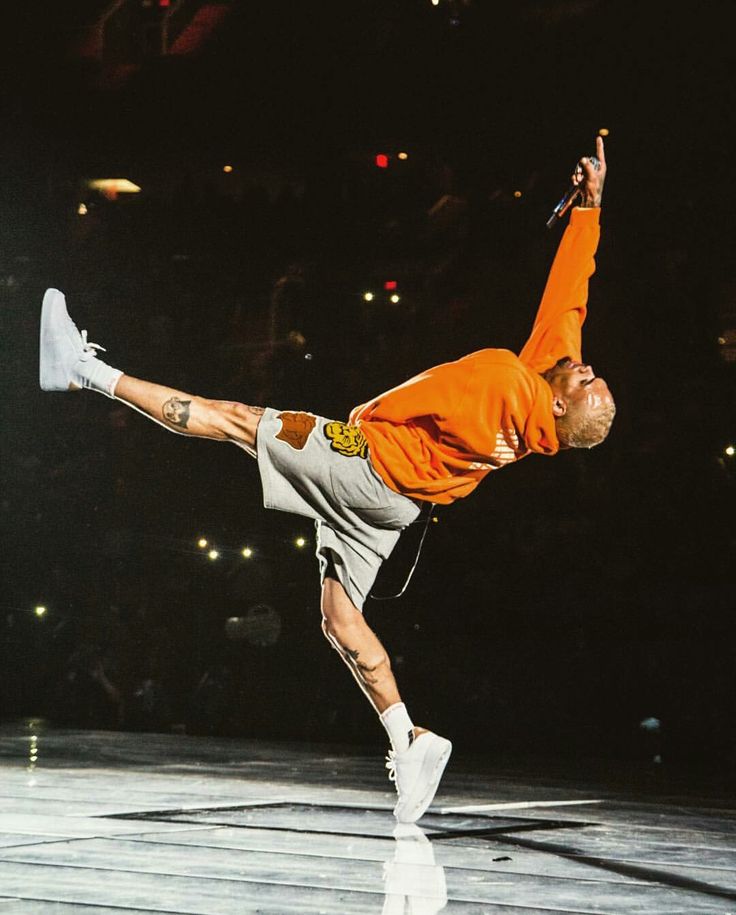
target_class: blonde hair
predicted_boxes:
[557,399,616,449]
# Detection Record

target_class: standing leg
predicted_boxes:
[320,574,452,823]
[320,574,404,715]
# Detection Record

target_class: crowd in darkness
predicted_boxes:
[1,134,735,770]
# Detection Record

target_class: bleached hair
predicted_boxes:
[557,399,616,449]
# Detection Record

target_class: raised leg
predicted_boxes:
[114,375,264,451]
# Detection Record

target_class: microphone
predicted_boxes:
[546,155,601,229]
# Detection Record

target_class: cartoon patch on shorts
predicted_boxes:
[275,412,317,450]
[324,421,368,458]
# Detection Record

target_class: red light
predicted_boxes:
[384,280,397,290]
[159,0,171,6]
[375,154,389,169]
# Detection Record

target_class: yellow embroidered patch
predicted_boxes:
[324,421,368,458]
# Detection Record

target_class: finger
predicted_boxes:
[596,134,606,167]
[580,156,596,178]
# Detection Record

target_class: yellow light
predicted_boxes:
[208,549,220,560]
[363,292,374,302]
[431,0,440,5]
[34,606,46,617]
[513,190,522,198]
[389,294,400,304]
[598,128,610,137]
[398,152,409,160]
[77,203,88,216]
[718,336,726,345]
[87,178,141,195]
[726,445,735,457]
[295,537,307,548]
[223,165,234,173]
[241,547,253,558]
[197,537,208,548]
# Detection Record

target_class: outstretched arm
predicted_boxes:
[519,137,607,373]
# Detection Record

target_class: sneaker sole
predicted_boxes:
[395,737,452,824]
[39,288,77,391]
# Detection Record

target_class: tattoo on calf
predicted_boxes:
[162,396,192,429]
[344,646,379,685]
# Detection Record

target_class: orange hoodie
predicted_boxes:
[349,207,601,504]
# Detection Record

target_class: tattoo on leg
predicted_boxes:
[343,646,380,685]
[162,397,192,429]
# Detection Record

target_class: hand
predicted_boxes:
[572,135,606,207]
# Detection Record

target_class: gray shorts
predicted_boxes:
[255,408,421,609]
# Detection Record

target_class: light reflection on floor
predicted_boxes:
[0,721,734,913]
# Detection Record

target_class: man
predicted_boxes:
[40,137,614,823]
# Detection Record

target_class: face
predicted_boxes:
[543,358,613,416]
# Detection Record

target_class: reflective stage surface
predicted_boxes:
[0,722,734,913]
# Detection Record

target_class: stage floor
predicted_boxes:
[0,723,734,913]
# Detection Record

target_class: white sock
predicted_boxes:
[78,356,123,398]
[380,702,415,753]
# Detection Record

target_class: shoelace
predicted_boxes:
[385,750,398,787]
[80,329,107,354]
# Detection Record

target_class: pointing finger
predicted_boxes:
[596,134,606,167]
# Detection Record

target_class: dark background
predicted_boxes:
[1,0,734,767]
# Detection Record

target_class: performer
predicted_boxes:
[39,137,614,823]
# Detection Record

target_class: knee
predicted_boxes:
[321,614,391,676]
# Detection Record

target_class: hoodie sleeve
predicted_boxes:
[519,207,600,373]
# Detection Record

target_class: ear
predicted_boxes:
[552,396,567,418]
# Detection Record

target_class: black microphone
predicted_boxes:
[546,155,600,229]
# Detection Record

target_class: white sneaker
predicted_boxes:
[39,288,120,396]
[386,730,452,824]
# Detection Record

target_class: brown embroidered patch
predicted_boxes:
[275,411,317,450]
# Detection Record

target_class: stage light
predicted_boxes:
[726,445,735,457]
[223,165,233,173]
[375,154,389,169]
[208,549,219,560]
[34,606,47,618]
[363,292,374,302]
[398,152,409,160]
[87,178,141,197]
[197,537,208,548]
[431,0,440,5]
[242,547,253,558]
[598,128,610,137]
[295,537,307,548]
[77,203,88,216]
[389,294,400,304]
[513,190,522,198]
[384,280,397,290]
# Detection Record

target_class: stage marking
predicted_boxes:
[439,799,604,814]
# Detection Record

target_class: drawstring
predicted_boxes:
[370,505,435,601]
